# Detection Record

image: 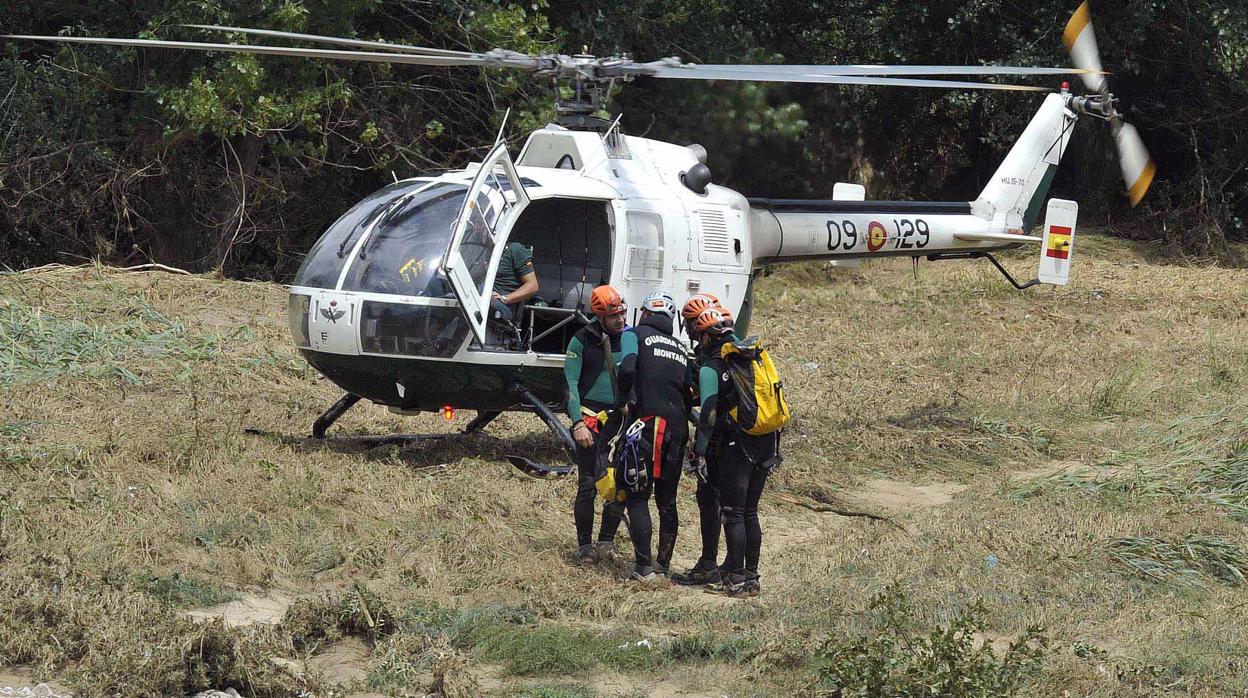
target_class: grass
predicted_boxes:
[1106,535,1247,587]
[4,237,1248,695]
[0,297,225,386]
[134,570,239,607]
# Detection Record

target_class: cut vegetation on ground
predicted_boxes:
[3,237,1248,696]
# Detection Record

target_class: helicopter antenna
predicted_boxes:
[600,113,624,144]
[494,107,512,146]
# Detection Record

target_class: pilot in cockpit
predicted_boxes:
[489,240,540,331]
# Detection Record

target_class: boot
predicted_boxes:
[705,571,759,598]
[631,564,658,582]
[672,559,722,586]
[593,540,615,561]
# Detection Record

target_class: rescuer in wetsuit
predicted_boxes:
[564,285,628,564]
[689,307,780,597]
[671,293,733,587]
[616,291,692,581]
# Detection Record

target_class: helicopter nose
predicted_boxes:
[303,291,359,355]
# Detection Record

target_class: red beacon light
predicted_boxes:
[440,405,455,422]
[1061,81,1070,92]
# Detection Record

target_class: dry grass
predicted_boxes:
[3,237,1248,696]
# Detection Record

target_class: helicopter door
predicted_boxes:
[441,142,531,344]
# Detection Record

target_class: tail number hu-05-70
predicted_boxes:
[826,218,931,252]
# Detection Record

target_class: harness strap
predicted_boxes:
[652,416,667,479]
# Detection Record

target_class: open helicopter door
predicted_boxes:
[441,142,531,344]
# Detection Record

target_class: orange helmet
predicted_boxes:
[693,307,734,336]
[681,293,721,322]
[589,285,626,317]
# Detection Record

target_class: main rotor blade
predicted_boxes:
[2,34,538,69]
[647,64,1049,91]
[183,24,477,59]
[686,64,1098,77]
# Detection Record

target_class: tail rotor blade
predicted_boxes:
[1063,1,1107,93]
[1064,2,1154,207]
[1114,120,1155,207]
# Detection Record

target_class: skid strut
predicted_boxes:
[505,383,575,478]
[925,251,1040,290]
[512,384,576,457]
[313,393,361,438]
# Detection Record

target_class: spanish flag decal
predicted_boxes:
[1046,225,1072,260]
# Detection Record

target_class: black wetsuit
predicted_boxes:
[688,335,737,571]
[694,336,781,584]
[563,322,625,547]
[617,313,692,570]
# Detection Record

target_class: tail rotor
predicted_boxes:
[1063,1,1156,207]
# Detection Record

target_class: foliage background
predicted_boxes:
[2,0,1244,277]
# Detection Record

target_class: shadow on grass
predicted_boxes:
[243,425,569,473]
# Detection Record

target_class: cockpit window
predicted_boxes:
[360,301,466,358]
[292,180,427,289]
[340,184,469,296]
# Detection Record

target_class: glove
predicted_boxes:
[683,454,707,483]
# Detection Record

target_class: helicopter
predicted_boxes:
[6,2,1153,474]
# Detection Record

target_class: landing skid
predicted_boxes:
[506,383,576,478]
[305,389,574,478]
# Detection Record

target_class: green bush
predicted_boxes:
[814,585,1047,697]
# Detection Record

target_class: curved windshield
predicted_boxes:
[291,179,435,288]
[341,184,469,296]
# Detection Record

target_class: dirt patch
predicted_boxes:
[308,636,371,685]
[0,668,73,698]
[972,631,1013,653]
[184,590,294,627]
[849,478,968,513]
[476,665,729,697]
[593,670,726,697]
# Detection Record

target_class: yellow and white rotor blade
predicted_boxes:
[1063,2,1107,93]
[1063,1,1155,207]
[1115,121,1156,208]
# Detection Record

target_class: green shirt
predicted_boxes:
[493,242,534,296]
[564,331,623,419]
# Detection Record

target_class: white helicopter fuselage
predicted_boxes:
[286,92,1081,413]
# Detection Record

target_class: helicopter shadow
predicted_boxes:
[243,427,569,474]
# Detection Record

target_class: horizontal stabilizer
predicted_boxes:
[1038,198,1078,285]
[953,231,1042,243]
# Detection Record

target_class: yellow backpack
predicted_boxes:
[720,337,791,435]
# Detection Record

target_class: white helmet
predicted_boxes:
[640,291,676,318]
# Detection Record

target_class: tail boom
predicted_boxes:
[748,92,1079,268]
[748,200,1032,266]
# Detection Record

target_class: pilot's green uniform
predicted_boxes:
[488,241,535,338]
[493,242,534,298]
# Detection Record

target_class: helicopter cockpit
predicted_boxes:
[288,140,616,376]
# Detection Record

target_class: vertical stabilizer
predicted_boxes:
[975,93,1077,230]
